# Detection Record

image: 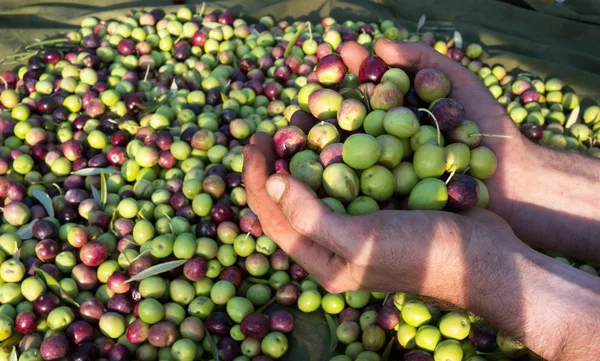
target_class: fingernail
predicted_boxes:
[266,177,285,203]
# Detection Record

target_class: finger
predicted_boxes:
[374,38,452,74]
[373,38,511,136]
[249,132,275,174]
[242,145,339,268]
[340,41,370,76]
[264,173,355,257]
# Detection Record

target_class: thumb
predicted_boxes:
[265,174,351,254]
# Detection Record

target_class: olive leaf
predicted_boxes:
[91,186,101,204]
[416,14,427,33]
[245,276,271,285]
[324,313,339,352]
[192,69,202,87]
[17,220,38,240]
[125,259,187,283]
[158,209,175,234]
[30,189,54,218]
[202,22,223,30]
[130,250,151,263]
[100,171,107,210]
[170,79,178,97]
[34,267,80,307]
[453,31,464,49]
[284,23,305,57]
[71,168,121,176]
[199,1,206,16]
[0,334,22,354]
[382,292,391,305]
[381,336,395,361]
[206,332,221,361]
[139,94,170,116]
[339,87,364,100]
[565,105,580,129]
[8,346,17,361]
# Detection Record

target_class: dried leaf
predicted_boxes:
[206,332,221,361]
[17,220,38,239]
[71,168,121,176]
[9,346,17,361]
[453,31,464,49]
[565,105,580,129]
[285,23,305,57]
[30,189,54,218]
[34,268,80,307]
[324,313,339,352]
[416,14,427,33]
[100,171,107,210]
[125,260,187,283]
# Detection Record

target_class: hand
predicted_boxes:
[340,38,529,223]
[243,138,515,296]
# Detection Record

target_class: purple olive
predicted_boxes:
[269,310,294,334]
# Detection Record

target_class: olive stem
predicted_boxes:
[468,133,513,139]
[143,65,150,82]
[462,166,471,174]
[0,76,7,89]
[306,22,313,42]
[446,167,457,185]
[256,296,277,313]
[418,108,441,146]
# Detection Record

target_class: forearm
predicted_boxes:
[448,227,600,360]
[490,140,600,263]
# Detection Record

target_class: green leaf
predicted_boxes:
[382,292,391,305]
[245,277,271,285]
[324,313,339,353]
[100,171,107,210]
[169,80,178,97]
[202,22,223,29]
[34,267,79,307]
[140,94,170,116]
[71,168,121,176]
[0,334,23,354]
[130,250,151,263]
[125,260,187,283]
[565,105,580,129]
[8,346,17,361]
[416,14,427,33]
[285,23,305,57]
[17,220,38,239]
[91,186,101,204]
[30,189,54,218]
[381,337,395,361]
[339,87,364,100]
[206,332,221,361]
[192,69,202,87]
